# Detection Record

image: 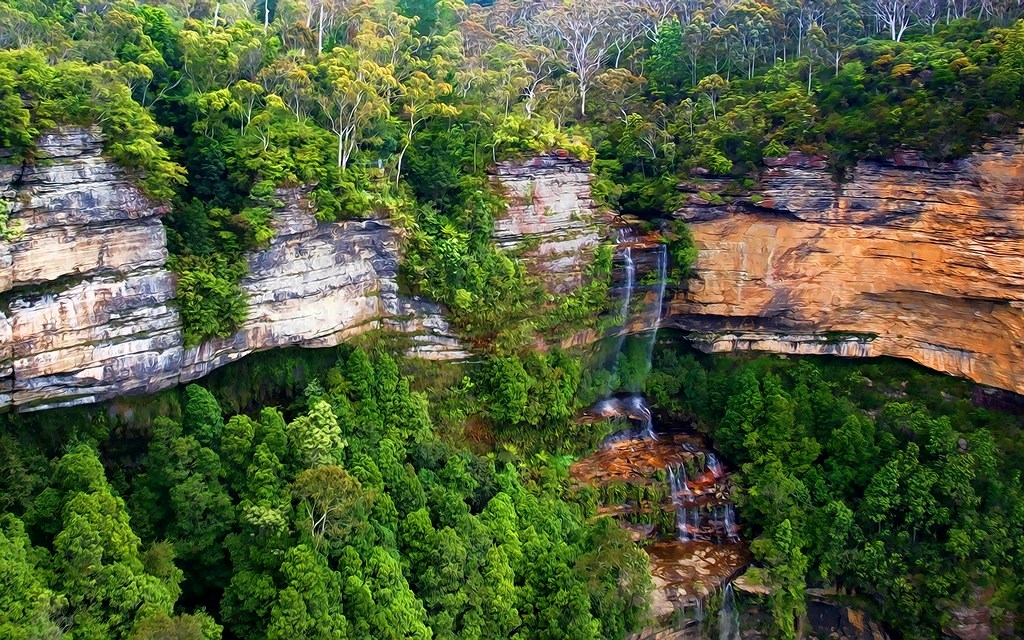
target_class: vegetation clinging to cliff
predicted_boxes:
[0,49,185,201]
[5,0,1024,341]
[645,346,1024,639]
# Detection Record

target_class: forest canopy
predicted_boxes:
[0,348,651,640]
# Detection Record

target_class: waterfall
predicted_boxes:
[668,462,703,542]
[623,395,655,439]
[641,243,668,375]
[605,233,635,373]
[677,506,691,542]
[620,245,636,324]
[706,452,724,478]
[667,464,692,498]
[723,504,738,541]
[718,583,741,640]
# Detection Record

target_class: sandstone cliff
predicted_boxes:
[0,128,181,410]
[5,127,1021,409]
[490,155,602,292]
[1,128,465,412]
[668,139,1024,396]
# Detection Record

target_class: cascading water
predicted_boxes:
[620,246,636,324]
[583,230,746,633]
[718,583,741,640]
[722,504,738,542]
[706,452,724,479]
[627,395,656,440]
[605,230,635,374]
[641,243,668,377]
[669,466,691,542]
[668,463,697,541]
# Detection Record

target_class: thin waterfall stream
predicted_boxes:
[641,243,668,376]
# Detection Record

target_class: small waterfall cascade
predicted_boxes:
[706,453,724,479]
[574,227,749,636]
[718,583,741,640]
[668,464,693,541]
[604,229,636,374]
[619,242,636,325]
[591,232,668,441]
[663,448,740,545]
[627,394,656,440]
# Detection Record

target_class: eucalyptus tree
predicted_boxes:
[534,0,617,116]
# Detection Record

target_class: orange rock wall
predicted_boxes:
[668,139,1024,395]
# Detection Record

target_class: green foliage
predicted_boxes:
[648,344,1024,638]
[476,349,609,453]
[664,221,698,281]
[0,49,184,201]
[0,515,66,640]
[27,445,183,639]
[0,200,23,242]
[170,255,248,346]
[0,349,650,639]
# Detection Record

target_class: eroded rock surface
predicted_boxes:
[669,138,1024,396]
[491,155,602,292]
[1,127,182,410]
[179,188,401,382]
[1,128,466,412]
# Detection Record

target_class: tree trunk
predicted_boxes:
[317,5,324,55]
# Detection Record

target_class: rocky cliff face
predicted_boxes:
[1,128,464,412]
[668,138,1024,396]
[0,128,182,410]
[490,155,602,292]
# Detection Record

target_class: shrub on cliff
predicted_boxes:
[171,255,248,346]
[0,50,184,202]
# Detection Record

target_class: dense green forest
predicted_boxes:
[2,340,1021,639]
[3,0,1024,637]
[0,347,650,640]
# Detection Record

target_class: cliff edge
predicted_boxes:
[0,128,464,412]
[669,139,1024,396]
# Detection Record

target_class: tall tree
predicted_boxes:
[535,0,616,116]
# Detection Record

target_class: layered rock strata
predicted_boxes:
[1,128,181,410]
[177,188,400,382]
[1,128,465,412]
[669,139,1024,396]
[490,155,602,292]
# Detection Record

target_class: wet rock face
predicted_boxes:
[1,128,466,412]
[490,155,602,293]
[670,137,1024,396]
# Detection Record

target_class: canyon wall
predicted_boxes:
[4,127,1020,409]
[0,128,463,412]
[668,139,1024,396]
[490,155,602,292]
